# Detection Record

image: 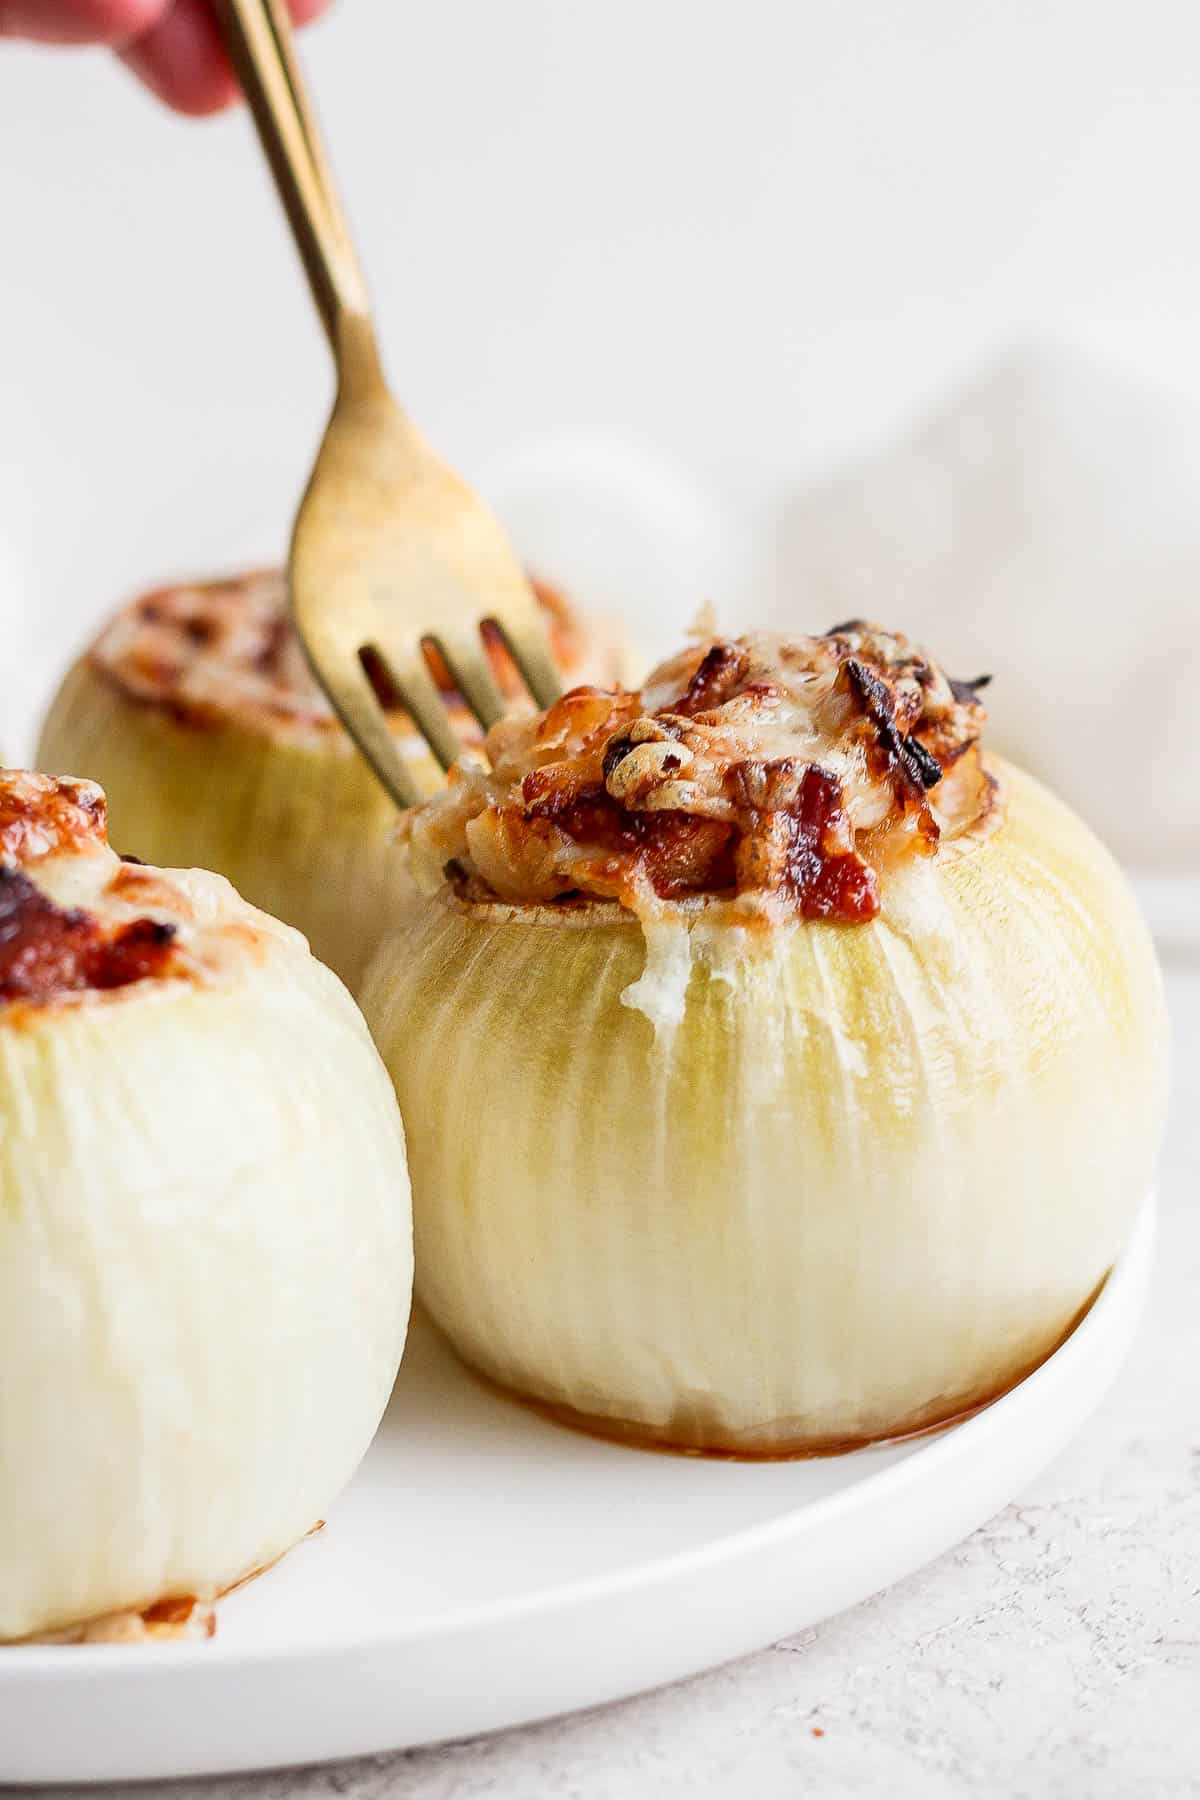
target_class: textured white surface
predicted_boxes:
[8,963,1196,1799]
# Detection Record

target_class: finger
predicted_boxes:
[118,0,237,114]
[0,0,168,44]
[120,0,331,118]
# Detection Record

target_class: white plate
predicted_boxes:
[1,1195,1154,1786]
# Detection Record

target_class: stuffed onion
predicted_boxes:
[0,770,412,1638]
[362,622,1166,1456]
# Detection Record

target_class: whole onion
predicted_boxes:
[362,625,1167,1456]
[0,771,412,1639]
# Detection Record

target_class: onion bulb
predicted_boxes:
[361,623,1167,1457]
[37,568,623,991]
[0,770,412,1640]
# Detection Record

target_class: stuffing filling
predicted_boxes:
[0,772,270,1009]
[407,622,995,923]
[88,569,598,735]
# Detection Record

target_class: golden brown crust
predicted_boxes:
[0,868,180,1006]
[87,569,602,739]
[0,771,275,1015]
[408,623,997,923]
[0,771,110,862]
[88,569,338,733]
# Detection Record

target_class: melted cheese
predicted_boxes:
[0,771,288,1014]
[407,622,995,926]
[87,569,614,742]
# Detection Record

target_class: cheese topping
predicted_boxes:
[407,622,996,924]
[0,772,278,1012]
[87,569,607,739]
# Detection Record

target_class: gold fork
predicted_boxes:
[213,0,562,809]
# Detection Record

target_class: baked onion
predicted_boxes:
[37,569,621,990]
[0,770,412,1640]
[362,623,1167,1457]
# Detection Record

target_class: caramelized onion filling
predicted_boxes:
[0,772,109,863]
[407,622,994,923]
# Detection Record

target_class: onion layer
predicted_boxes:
[361,758,1166,1456]
[0,858,412,1640]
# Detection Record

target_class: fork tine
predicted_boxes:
[309,648,431,811]
[380,649,466,773]
[432,629,508,735]
[489,615,563,711]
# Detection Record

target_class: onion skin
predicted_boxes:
[361,758,1167,1457]
[0,892,412,1640]
[37,662,418,993]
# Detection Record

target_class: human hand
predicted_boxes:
[0,0,330,115]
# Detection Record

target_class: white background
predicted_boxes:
[1,0,1198,866]
[2,2,1200,608]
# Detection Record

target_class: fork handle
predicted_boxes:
[213,0,378,377]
